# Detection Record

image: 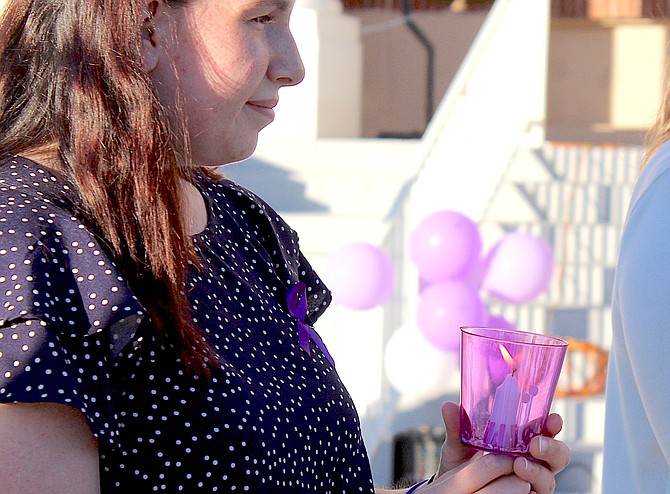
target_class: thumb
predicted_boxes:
[438,401,476,477]
[441,401,461,442]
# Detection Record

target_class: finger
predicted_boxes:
[528,436,570,474]
[514,456,556,494]
[542,414,563,438]
[442,401,461,444]
[434,453,515,493]
[476,473,531,494]
[437,402,477,476]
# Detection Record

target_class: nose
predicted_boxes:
[270,28,305,87]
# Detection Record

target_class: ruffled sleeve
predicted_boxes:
[0,162,144,448]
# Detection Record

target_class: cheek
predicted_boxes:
[172,20,266,103]
[180,50,259,108]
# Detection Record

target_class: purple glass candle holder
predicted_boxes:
[460,326,568,456]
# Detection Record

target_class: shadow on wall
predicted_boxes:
[220,157,330,214]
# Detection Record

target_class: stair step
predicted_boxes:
[533,143,643,184]
[485,181,634,224]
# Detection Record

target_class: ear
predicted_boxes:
[141,0,161,72]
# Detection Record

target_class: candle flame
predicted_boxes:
[499,344,515,369]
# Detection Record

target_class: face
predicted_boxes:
[146,0,305,166]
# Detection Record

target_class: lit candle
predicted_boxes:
[484,344,521,450]
[490,373,521,426]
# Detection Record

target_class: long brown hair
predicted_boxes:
[0,0,217,375]
[642,58,670,169]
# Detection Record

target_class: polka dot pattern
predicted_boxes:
[0,158,375,493]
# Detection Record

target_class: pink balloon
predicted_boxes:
[410,210,482,283]
[461,256,486,289]
[324,242,395,310]
[486,312,516,330]
[482,233,554,304]
[416,280,487,352]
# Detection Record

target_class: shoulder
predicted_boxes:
[0,157,105,279]
[622,145,670,244]
[0,156,82,239]
[615,145,670,306]
[0,156,143,336]
[0,156,71,200]
[628,141,670,214]
[198,171,276,216]
[196,170,331,320]
[619,141,670,250]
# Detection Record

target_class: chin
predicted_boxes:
[195,142,258,167]
[227,134,259,163]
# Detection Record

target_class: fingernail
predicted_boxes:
[522,457,530,471]
[539,437,548,453]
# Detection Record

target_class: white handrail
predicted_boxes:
[405,0,550,224]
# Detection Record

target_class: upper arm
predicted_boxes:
[0,402,100,493]
[617,169,670,461]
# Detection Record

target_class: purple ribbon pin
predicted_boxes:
[286,282,335,368]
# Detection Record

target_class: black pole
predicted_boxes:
[403,0,435,128]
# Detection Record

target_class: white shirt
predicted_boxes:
[603,140,670,493]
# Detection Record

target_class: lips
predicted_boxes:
[246,99,277,121]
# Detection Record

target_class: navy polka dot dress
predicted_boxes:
[0,157,375,493]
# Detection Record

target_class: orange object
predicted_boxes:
[555,339,609,398]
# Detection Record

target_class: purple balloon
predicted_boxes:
[410,210,482,283]
[461,256,486,289]
[486,312,516,331]
[482,233,554,304]
[416,280,487,352]
[325,242,395,310]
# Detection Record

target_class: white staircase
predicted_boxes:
[482,143,641,348]
[364,141,642,492]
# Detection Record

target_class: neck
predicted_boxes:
[179,179,208,235]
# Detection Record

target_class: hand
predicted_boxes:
[418,451,530,493]
[429,402,570,494]
[512,412,570,494]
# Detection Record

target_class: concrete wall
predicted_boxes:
[347,10,670,145]
[351,9,489,138]
[547,18,669,145]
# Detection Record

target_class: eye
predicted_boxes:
[253,15,276,24]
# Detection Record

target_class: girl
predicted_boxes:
[0,0,569,492]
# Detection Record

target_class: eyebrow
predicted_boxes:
[258,0,291,10]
